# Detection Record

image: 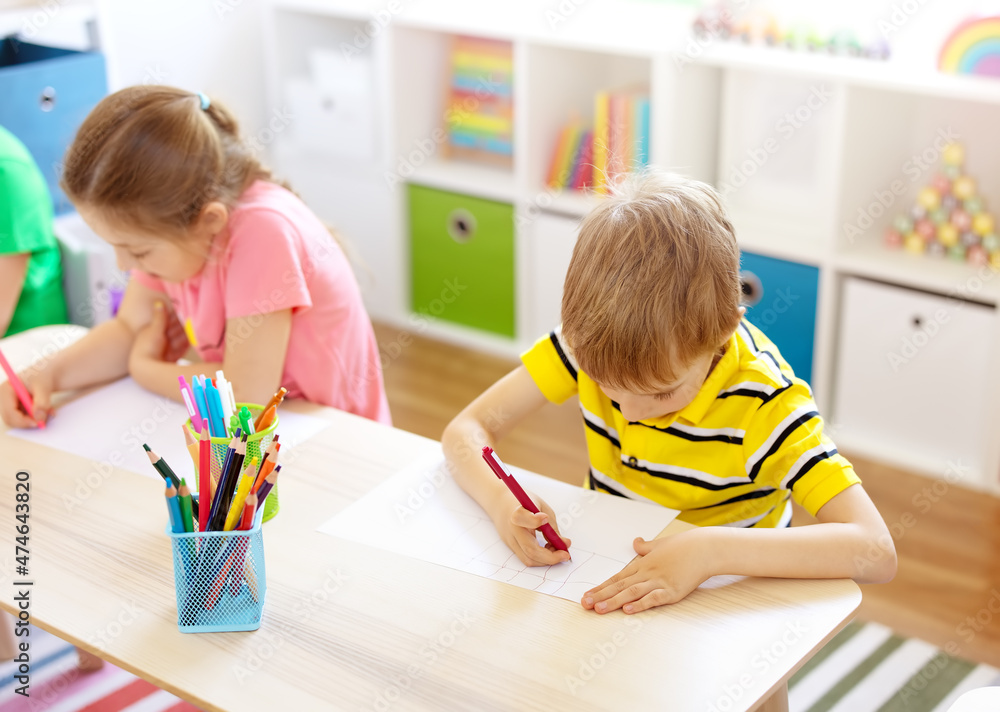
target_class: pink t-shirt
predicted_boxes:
[131,181,391,425]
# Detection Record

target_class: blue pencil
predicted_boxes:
[166,484,184,534]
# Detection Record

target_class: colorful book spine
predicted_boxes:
[547,124,576,189]
[592,91,610,194]
[633,94,650,168]
[571,130,594,190]
[607,92,627,183]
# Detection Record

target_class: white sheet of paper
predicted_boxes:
[317,451,679,602]
[8,377,332,493]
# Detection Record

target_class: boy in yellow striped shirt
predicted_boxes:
[443,170,896,615]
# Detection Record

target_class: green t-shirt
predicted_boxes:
[0,125,68,336]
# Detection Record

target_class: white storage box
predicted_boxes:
[832,277,994,486]
[526,211,580,338]
[718,69,843,243]
[284,49,376,160]
[54,212,128,327]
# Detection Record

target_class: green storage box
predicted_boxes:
[408,184,515,337]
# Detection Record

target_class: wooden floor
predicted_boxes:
[372,322,1000,668]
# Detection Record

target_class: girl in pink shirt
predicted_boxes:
[0,85,391,428]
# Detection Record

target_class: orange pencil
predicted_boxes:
[253,387,286,430]
[251,443,279,494]
[255,466,280,509]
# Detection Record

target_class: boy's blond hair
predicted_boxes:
[561,171,742,391]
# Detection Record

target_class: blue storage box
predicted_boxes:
[739,251,819,383]
[0,38,107,215]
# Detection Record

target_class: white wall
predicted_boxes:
[98,0,269,136]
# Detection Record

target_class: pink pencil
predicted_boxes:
[0,348,44,428]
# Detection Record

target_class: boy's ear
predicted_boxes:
[738,306,746,318]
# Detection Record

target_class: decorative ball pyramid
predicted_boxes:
[884,143,999,269]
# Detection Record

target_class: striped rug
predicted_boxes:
[790,621,1000,712]
[2,622,997,710]
[0,625,201,711]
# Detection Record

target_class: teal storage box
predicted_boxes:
[0,38,107,214]
[739,251,818,382]
[408,184,515,337]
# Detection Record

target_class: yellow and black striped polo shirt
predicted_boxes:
[521,320,860,528]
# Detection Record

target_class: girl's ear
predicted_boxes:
[738,306,746,318]
[194,201,229,237]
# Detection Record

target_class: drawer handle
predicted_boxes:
[39,86,56,112]
[912,315,923,328]
[740,270,764,307]
[447,209,476,244]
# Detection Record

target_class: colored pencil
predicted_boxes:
[211,436,246,531]
[177,479,195,533]
[224,460,256,532]
[256,466,280,510]
[165,484,183,533]
[206,433,239,531]
[238,493,257,531]
[198,418,211,531]
[143,444,180,488]
[252,442,280,493]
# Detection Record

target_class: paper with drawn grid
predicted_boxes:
[317,452,679,602]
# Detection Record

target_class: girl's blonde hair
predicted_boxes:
[561,170,742,391]
[61,85,279,233]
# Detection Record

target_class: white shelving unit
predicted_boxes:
[261,0,1000,494]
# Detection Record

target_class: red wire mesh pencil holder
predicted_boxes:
[183,402,280,523]
[166,509,267,633]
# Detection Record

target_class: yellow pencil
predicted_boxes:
[223,458,257,531]
[182,423,198,463]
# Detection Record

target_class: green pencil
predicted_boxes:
[177,479,195,533]
[143,443,180,488]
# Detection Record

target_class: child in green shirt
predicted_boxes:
[0,125,68,337]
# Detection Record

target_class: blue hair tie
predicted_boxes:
[197,92,210,110]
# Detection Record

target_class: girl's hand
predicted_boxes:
[130,302,188,365]
[0,368,55,429]
[582,530,710,614]
[490,491,572,567]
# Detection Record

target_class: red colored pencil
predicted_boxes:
[238,494,257,531]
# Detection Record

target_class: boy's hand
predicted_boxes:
[0,369,54,429]
[131,302,188,365]
[582,530,709,614]
[491,491,572,567]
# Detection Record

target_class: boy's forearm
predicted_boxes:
[442,416,517,520]
[695,522,895,584]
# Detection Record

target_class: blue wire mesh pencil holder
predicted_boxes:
[166,510,267,633]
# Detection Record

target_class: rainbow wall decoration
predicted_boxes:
[938,15,1000,78]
